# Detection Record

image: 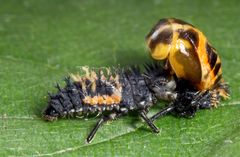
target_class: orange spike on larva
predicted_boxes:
[83,96,91,104]
[97,95,105,105]
[111,94,121,103]
[90,96,98,105]
[105,96,114,105]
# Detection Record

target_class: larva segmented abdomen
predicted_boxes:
[43,65,161,121]
[43,67,125,121]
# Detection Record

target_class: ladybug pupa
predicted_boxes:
[146,18,230,103]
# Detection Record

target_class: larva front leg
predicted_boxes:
[150,105,175,122]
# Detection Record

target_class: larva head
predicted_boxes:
[151,78,177,101]
[144,62,177,101]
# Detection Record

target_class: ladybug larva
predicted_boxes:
[43,64,176,143]
[43,63,218,143]
[145,18,230,108]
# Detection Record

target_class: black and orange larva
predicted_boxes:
[145,18,230,106]
[43,63,222,143]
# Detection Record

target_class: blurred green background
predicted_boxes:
[0,0,239,156]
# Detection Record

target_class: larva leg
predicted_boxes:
[139,110,159,133]
[150,105,174,122]
[86,112,121,143]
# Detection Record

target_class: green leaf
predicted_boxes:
[0,0,239,156]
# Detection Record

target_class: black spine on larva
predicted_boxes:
[143,62,172,90]
[119,68,135,109]
[44,78,84,119]
[144,62,170,78]
[120,66,154,110]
